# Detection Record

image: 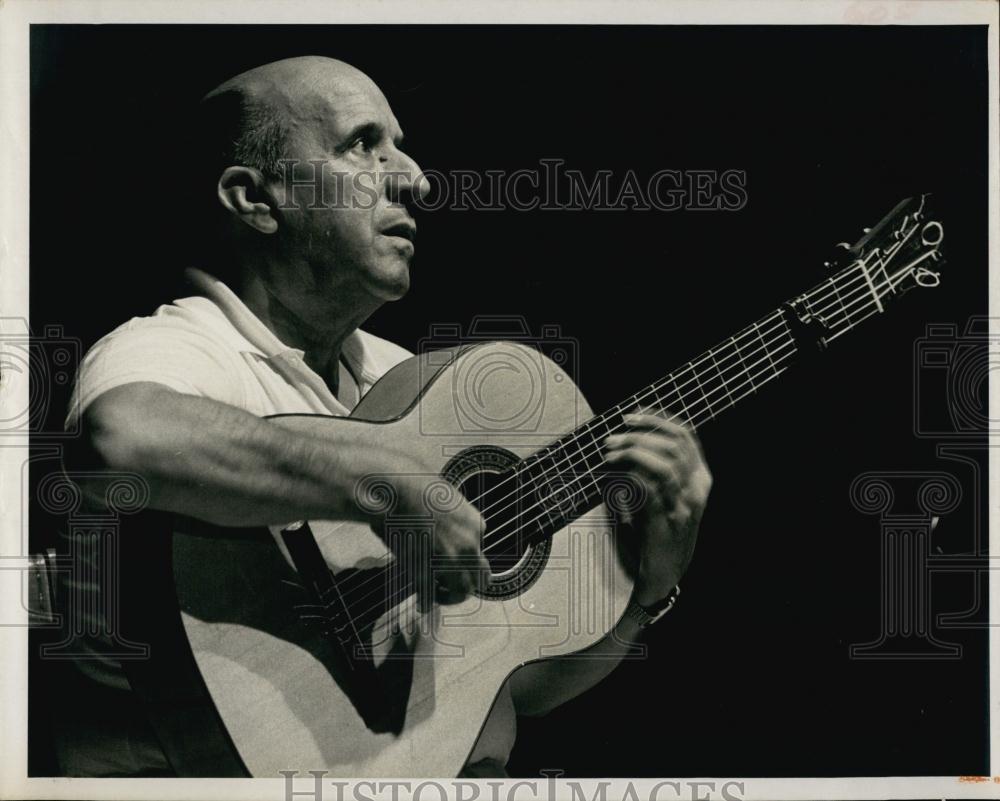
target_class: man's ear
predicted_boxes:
[217,166,279,234]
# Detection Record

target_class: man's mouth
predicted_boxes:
[380,222,417,243]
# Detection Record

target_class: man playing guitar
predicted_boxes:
[59,56,710,778]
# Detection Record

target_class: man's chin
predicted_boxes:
[369,266,411,302]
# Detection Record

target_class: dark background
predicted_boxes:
[29,25,989,777]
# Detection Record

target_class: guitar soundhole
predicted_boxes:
[443,446,551,600]
[459,470,525,575]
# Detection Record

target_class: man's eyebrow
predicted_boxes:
[335,121,381,149]
[336,121,404,150]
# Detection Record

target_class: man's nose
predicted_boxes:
[384,150,430,205]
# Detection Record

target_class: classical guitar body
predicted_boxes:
[170,342,635,778]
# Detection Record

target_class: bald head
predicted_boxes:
[205,56,380,112]
[198,56,385,179]
[188,55,426,314]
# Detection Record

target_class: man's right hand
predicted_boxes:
[365,466,490,613]
[76,384,490,611]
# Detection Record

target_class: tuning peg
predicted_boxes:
[915,268,941,288]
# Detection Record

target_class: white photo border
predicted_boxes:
[1,1,996,799]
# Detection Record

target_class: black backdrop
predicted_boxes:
[29,25,989,778]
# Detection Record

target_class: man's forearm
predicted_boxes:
[509,605,647,717]
[70,382,398,527]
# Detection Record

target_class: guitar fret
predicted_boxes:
[580,429,602,492]
[732,334,757,394]
[656,380,680,420]
[855,258,885,314]
[670,373,692,424]
[827,275,853,331]
[874,255,896,301]
[754,320,780,379]
[689,364,715,420]
[710,344,737,407]
[650,386,671,417]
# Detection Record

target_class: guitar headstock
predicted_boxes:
[784,194,946,350]
[834,193,946,295]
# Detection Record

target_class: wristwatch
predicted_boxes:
[624,584,681,628]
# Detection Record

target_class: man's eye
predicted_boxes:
[350,137,374,154]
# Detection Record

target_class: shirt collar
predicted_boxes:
[182,267,381,387]
[183,267,308,361]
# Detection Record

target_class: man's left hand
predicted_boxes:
[604,413,712,606]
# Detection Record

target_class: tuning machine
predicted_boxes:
[824,240,856,270]
[914,262,942,288]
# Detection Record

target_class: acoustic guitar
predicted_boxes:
[121,194,945,777]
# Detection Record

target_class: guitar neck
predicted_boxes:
[515,248,917,539]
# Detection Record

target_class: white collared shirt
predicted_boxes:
[67,267,413,427]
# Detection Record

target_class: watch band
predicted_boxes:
[624,584,681,628]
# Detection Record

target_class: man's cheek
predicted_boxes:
[352,170,380,210]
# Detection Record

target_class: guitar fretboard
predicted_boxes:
[495,233,927,545]
[509,309,797,542]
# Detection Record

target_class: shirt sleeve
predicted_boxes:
[65,317,247,431]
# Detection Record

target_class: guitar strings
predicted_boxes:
[475,252,919,555]
[346,343,800,629]
[457,241,904,530]
[335,330,798,614]
[477,339,798,554]
[464,249,904,528]
[467,255,888,531]
[343,345,799,629]
[335,253,901,611]
[341,253,908,631]
[333,249,921,621]
[341,280,885,629]
[334,249,907,624]
[342,310,813,612]
[469,313,792,520]
[333,315,792,604]
[807,220,920,321]
[471,320,794,530]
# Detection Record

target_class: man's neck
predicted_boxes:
[235,269,377,391]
